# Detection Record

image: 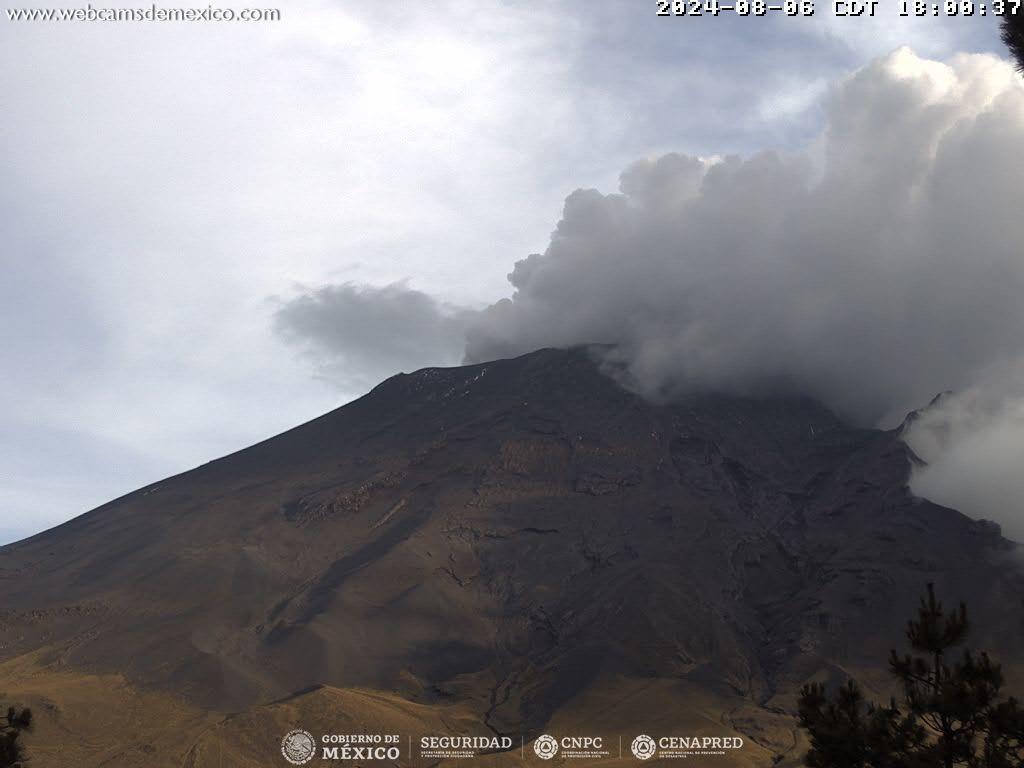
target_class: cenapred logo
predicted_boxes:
[630,733,744,760]
[631,734,657,760]
[281,729,316,765]
[534,734,559,760]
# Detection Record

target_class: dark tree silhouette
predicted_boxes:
[983,698,1024,767]
[1001,9,1024,71]
[798,680,927,767]
[798,584,1024,767]
[0,706,32,768]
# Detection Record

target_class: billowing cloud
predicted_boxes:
[903,365,1024,542]
[466,48,1024,431]
[275,282,472,391]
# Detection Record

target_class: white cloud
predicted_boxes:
[904,365,1024,542]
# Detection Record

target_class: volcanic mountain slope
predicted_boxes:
[1,346,1023,766]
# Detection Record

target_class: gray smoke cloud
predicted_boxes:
[274,282,472,391]
[467,49,1024,431]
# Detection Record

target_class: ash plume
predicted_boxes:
[467,49,1024,430]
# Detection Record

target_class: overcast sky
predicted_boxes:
[0,1,1013,544]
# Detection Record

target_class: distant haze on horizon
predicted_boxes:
[1,2,1020,545]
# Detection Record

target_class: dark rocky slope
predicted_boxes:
[1,346,1022,754]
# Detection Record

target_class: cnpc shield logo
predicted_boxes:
[534,734,559,760]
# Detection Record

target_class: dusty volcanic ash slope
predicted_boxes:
[1,346,1022,760]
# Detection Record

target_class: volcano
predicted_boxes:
[1,346,1022,767]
